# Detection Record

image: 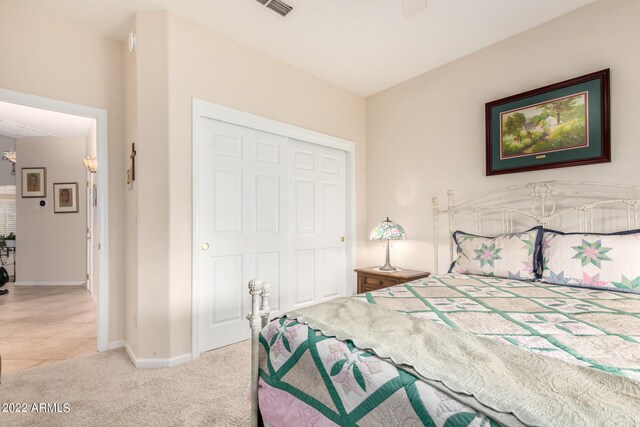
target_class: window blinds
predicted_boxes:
[0,200,16,235]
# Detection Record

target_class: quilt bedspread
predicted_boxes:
[257,274,640,426]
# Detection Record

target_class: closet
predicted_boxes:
[193,106,350,352]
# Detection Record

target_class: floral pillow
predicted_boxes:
[541,229,640,294]
[449,227,543,280]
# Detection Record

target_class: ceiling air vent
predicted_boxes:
[255,0,293,17]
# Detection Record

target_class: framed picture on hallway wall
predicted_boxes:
[53,182,78,213]
[21,167,46,197]
[485,69,610,175]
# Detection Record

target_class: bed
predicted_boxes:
[247,181,640,426]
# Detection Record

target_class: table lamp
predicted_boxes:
[369,217,406,271]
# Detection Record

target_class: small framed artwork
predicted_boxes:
[53,182,79,213]
[486,69,610,175]
[21,167,47,197]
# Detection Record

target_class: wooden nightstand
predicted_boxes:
[355,267,431,294]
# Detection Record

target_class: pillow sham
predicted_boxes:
[449,227,543,280]
[541,229,640,294]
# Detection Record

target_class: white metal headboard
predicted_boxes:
[432,180,640,274]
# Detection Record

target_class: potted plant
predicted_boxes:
[3,233,15,248]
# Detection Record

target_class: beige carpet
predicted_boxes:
[0,340,251,426]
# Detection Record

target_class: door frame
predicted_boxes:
[86,170,91,293]
[86,170,95,295]
[0,87,110,352]
[192,98,356,358]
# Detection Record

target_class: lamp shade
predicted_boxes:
[369,217,406,241]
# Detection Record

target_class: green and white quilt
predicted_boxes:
[257,274,640,426]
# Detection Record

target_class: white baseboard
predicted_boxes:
[14,281,86,286]
[107,340,125,350]
[124,342,192,368]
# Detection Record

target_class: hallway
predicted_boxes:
[0,283,96,374]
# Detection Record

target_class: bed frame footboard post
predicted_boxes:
[260,283,271,329]
[247,280,264,427]
[447,190,455,267]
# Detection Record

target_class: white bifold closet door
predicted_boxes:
[196,118,347,352]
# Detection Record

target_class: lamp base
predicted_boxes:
[377,239,402,272]
[377,265,402,272]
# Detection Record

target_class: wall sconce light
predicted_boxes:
[83,156,97,173]
[2,150,16,175]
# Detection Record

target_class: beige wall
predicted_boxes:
[123,18,140,357]
[366,0,640,273]
[16,137,86,283]
[167,12,367,359]
[123,11,367,359]
[0,1,125,343]
[0,1,366,361]
[5,0,632,364]
[127,11,172,359]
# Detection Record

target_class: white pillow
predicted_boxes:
[541,229,640,294]
[449,227,542,281]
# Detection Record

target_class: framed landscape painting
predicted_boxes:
[486,69,610,175]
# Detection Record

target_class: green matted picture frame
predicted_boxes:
[486,69,610,176]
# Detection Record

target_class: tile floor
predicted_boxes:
[0,283,96,374]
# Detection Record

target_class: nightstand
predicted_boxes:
[355,267,431,294]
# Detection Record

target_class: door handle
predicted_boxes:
[340,236,345,242]
[201,242,210,250]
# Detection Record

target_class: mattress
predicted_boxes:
[257,274,640,426]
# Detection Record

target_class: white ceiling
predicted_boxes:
[9,0,597,96]
[0,101,94,139]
